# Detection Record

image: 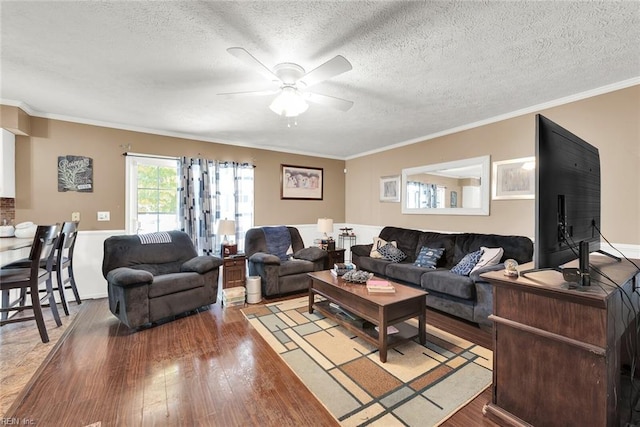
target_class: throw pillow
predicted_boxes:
[470,246,504,273]
[451,250,483,276]
[377,242,407,263]
[370,237,397,259]
[414,246,444,269]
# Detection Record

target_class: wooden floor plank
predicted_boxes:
[3,295,498,426]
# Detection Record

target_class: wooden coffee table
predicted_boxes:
[308,270,428,363]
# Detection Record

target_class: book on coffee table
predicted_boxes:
[366,279,396,293]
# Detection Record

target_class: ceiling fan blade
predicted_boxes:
[303,92,354,112]
[217,89,280,98]
[298,55,352,88]
[226,47,281,83]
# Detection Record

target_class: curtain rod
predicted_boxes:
[122,152,179,160]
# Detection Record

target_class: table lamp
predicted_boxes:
[218,219,237,256]
[317,218,335,250]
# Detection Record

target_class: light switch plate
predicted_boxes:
[97,211,110,221]
[71,212,80,221]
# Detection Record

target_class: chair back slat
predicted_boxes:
[56,221,79,262]
[29,225,59,276]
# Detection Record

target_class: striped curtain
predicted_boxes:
[179,157,214,255]
[181,158,254,256]
[212,161,254,254]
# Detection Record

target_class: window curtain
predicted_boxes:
[180,158,254,256]
[213,161,254,254]
[179,157,214,255]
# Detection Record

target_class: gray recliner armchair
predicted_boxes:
[102,230,223,328]
[245,226,327,297]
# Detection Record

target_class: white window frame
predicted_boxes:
[125,154,179,235]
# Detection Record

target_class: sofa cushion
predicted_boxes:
[385,262,433,284]
[450,250,483,276]
[414,246,444,268]
[420,270,476,300]
[357,256,391,276]
[415,232,458,267]
[378,226,422,263]
[377,243,407,262]
[470,246,504,274]
[149,272,205,298]
[453,233,533,265]
[278,259,316,276]
[370,237,396,258]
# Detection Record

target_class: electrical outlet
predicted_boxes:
[97,211,110,221]
[71,212,80,221]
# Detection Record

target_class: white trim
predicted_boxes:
[125,156,180,234]
[125,152,179,160]
[401,155,491,216]
[345,77,640,160]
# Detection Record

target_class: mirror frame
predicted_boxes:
[401,155,491,215]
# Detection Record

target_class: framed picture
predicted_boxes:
[281,164,323,200]
[379,175,401,202]
[58,155,93,192]
[492,157,535,200]
[450,191,458,208]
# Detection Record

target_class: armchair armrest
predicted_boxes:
[249,252,281,265]
[293,247,327,263]
[181,256,223,274]
[106,267,153,287]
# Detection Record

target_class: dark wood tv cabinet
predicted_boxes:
[481,257,640,427]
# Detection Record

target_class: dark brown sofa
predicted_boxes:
[351,226,533,327]
[102,231,223,328]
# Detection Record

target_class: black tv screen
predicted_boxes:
[534,114,601,271]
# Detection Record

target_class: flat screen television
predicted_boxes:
[521,114,618,286]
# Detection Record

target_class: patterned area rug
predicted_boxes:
[241,296,492,427]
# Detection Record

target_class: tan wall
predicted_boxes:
[346,85,640,245]
[0,105,31,136]
[13,118,345,230]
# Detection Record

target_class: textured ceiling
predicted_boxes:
[1,1,639,159]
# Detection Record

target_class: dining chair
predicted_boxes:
[52,221,81,315]
[0,224,62,343]
[1,221,81,316]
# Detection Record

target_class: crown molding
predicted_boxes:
[3,76,638,162]
[345,77,640,160]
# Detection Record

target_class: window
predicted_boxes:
[126,155,254,255]
[125,156,180,234]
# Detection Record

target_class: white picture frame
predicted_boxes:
[379,175,401,202]
[492,157,535,200]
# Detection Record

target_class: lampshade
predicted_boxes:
[317,218,334,234]
[218,219,236,236]
[269,87,309,117]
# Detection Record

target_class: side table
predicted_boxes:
[338,234,356,262]
[324,248,345,269]
[222,254,246,289]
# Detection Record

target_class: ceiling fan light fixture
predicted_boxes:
[269,86,309,117]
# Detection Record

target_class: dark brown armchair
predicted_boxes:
[244,226,327,297]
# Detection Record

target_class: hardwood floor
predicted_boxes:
[2,294,500,427]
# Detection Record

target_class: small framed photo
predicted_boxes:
[379,175,401,202]
[492,157,535,200]
[281,164,323,200]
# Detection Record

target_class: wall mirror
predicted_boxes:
[401,155,490,215]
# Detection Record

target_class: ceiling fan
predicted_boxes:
[218,47,354,118]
